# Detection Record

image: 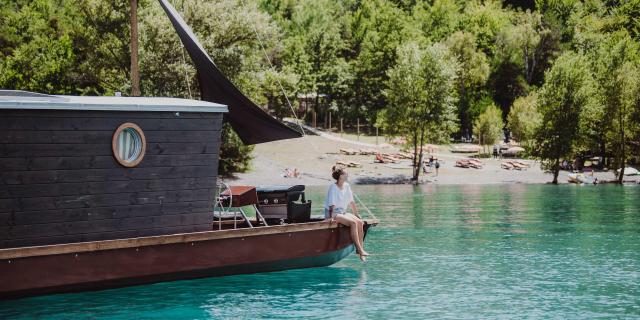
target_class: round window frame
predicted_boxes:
[112,122,147,168]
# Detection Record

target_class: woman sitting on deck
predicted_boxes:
[324,166,370,262]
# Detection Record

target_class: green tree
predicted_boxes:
[473,103,503,153]
[257,67,300,120]
[589,33,640,182]
[350,0,408,126]
[412,0,461,43]
[381,42,458,181]
[0,0,131,95]
[507,91,540,148]
[497,9,550,85]
[445,31,490,138]
[462,2,526,116]
[218,123,254,175]
[461,0,512,56]
[280,0,352,124]
[535,52,596,184]
[139,0,282,98]
[614,1,640,40]
[139,0,290,175]
[489,57,529,117]
[6,0,640,179]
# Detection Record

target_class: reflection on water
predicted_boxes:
[1,184,639,319]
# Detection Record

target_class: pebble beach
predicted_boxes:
[224,129,624,187]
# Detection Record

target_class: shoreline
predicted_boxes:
[223,130,639,187]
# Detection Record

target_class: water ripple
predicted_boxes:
[1,185,640,319]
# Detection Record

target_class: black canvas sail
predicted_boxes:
[158,0,302,144]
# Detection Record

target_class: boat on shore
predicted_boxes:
[616,167,639,176]
[0,0,377,300]
[568,173,597,184]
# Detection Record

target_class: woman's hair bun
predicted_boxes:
[332,166,344,181]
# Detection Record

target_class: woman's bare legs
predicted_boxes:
[335,214,367,261]
[345,213,368,256]
[353,217,369,256]
[347,204,368,256]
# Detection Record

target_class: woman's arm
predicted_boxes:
[350,201,360,218]
[347,184,360,218]
[326,184,336,220]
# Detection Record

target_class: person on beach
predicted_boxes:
[324,166,370,262]
[422,156,433,174]
[283,167,301,178]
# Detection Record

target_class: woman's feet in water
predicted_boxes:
[357,250,370,262]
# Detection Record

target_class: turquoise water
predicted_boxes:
[1,184,640,319]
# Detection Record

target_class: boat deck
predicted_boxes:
[0,218,379,260]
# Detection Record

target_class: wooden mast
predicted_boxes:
[130,0,141,96]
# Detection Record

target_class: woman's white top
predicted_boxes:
[323,182,354,212]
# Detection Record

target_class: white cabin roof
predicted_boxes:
[0,90,228,113]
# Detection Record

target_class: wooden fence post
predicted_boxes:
[313,110,317,128]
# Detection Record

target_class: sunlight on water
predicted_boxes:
[1,184,639,319]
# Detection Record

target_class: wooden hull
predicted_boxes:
[0,220,376,299]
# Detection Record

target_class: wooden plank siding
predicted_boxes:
[0,110,223,249]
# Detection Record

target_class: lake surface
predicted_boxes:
[1,184,639,319]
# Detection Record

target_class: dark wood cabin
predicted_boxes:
[0,90,227,249]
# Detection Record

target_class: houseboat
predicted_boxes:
[0,0,377,299]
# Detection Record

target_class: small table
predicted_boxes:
[221,186,259,207]
[216,185,267,229]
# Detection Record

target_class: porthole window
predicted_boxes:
[112,123,146,167]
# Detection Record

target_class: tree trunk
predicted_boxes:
[314,94,319,128]
[618,134,625,183]
[618,145,625,184]
[552,157,560,184]
[411,130,418,180]
[599,138,606,170]
[618,109,625,184]
[414,152,423,182]
[312,110,317,128]
[130,0,140,96]
[414,128,425,182]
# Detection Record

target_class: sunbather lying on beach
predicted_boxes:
[324,166,369,262]
[283,168,301,178]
